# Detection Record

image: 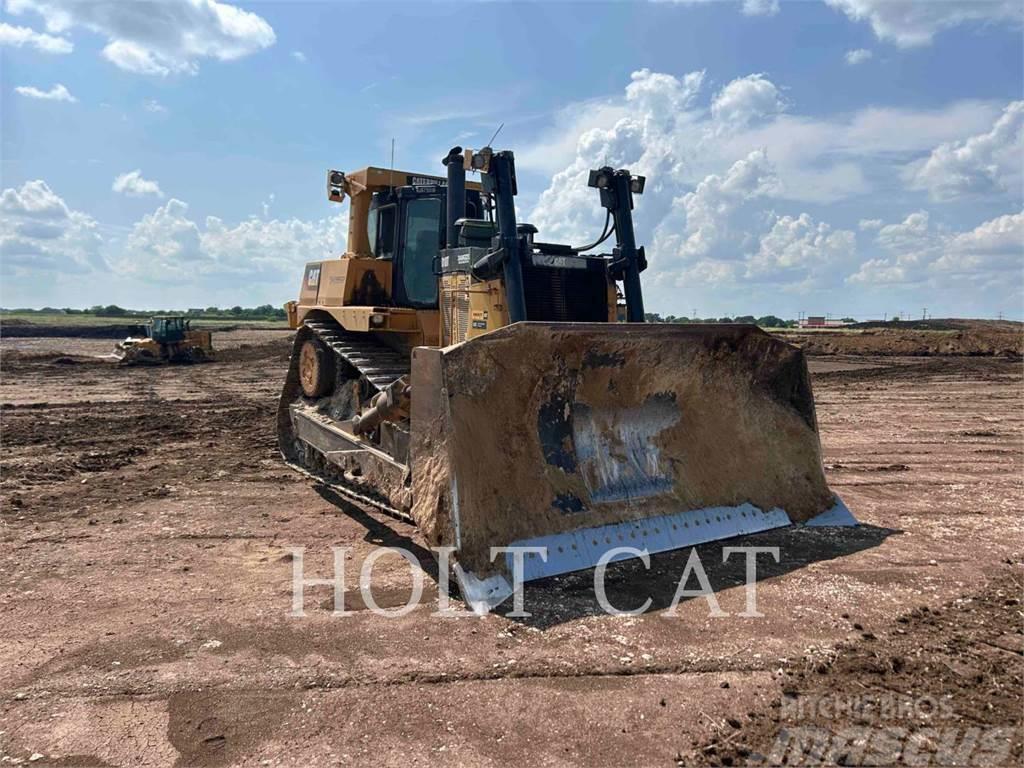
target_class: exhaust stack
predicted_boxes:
[442,146,466,247]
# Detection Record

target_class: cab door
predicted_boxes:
[394,194,443,309]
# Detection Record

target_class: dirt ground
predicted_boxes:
[778,319,1023,358]
[1,322,1021,767]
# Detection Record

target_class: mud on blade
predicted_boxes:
[410,322,844,610]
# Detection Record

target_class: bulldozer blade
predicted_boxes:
[410,322,855,612]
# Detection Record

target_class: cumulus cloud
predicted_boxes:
[932,211,1024,275]
[527,68,705,245]
[1,177,347,289]
[143,99,168,114]
[0,21,71,52]
[0,180,103,275]
[114,198,347,283]
[291,50,306,62]
[524,68,1024,307]
[650,151,856,290]
[653,148,781,267]
[521,69,1002,212]
[711,74,785,128]
[5,0,275,76]
[521,68,1024,308]
[825,0,1023,47]
[844,48,873,65]
[14,83,76,102]
[747,214,856,282]
[848,209,1024,285]
[112,170,164,199]
[909,101,1024,201]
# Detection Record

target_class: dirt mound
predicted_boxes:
[851,318,1021,332]
[214,337,294,363]
[0,322,146,339]
[0,349,114,372]
[777,325,1023,357]
[693,568,1024,767]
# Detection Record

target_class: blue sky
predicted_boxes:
[1,0,1022,319]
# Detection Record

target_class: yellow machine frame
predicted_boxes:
[286,164,621,347]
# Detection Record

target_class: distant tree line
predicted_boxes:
[4,304,287,320]
[644,313,797,328]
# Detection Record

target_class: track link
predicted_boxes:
[277,318,413,522]
[303,320,410,391]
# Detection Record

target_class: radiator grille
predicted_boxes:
[522,261,608,322]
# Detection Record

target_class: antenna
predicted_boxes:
[389,138,396,190]
[486,122,504,148]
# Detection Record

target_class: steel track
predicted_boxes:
[278,318,413,523]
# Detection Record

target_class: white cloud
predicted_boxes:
[0,179,72,218]
[876,209,931,253]
[14,83,76,102]
[742,0,779,16]
[527,69,706,245]
[747,213,856,282]
[932,210,1024,275]
[115,198,347,284]
[0,21,71,52]
[0,180,103,275]
[6,0,275,76]
[847,211,936,285]
[844,48,873,65]
[848,209,1024,286]
[112,170,164,199]
[711,74,785,128]
[825,0,1023,47]
[909,101,1024,201]
[653,148,781,267]
[521,68,1022,309]
[143,99,168,114]
[291,50,306,62]
[650,151,855,289]
[522,69,1003,210]
[102,39,177,76]
[669,0,778,16]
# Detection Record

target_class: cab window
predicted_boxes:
[401,198,441,306]
[369,204,397,259]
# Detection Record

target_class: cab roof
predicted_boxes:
[347,166,483,192]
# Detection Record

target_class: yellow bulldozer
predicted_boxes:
[115,316,213,365]
[278,146,855,610]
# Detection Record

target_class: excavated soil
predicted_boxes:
[689,574,1023,766]
[776,320,1023,358]
[1,323,1021,767]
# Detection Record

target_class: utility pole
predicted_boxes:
[922,307,927,320]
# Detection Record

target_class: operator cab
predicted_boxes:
[366,184,485,309]
[149,316,188,343]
